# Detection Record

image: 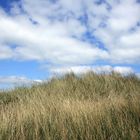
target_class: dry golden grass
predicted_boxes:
[0,72,140,140]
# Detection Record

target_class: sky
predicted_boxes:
[0,0,140,88]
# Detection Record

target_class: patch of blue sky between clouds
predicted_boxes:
[0,0,16,11]
[0,0,22,14]
[29,18,39,25]
[81,31,108,51]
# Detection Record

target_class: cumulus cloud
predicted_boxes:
[108,0,140,31]
[0,76,42,89]
[0,8,108,65]
[0,76,42,84]
[0,0,139,74]
[93,0,140,63]
[0,44,14,59]
[50,65,134,75]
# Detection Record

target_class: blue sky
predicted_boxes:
[0,0,140,88]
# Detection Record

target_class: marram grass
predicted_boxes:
[0,72,140,140]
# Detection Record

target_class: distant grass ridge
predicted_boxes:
[0,72,140,140]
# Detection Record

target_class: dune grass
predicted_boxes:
[0,72,140,140]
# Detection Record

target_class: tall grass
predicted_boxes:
[0,72,140,140]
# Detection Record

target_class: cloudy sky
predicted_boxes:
[0,0,140,88]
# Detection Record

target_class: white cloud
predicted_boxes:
[0,76,42,89]
[108,0,140,31]
[0,0,140,68]
[50,65,134,75]
[93,0,140,63]
[0,44,13,59]
[113,66,134,74]
[0,8,108,65]
[120,29,140,46]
